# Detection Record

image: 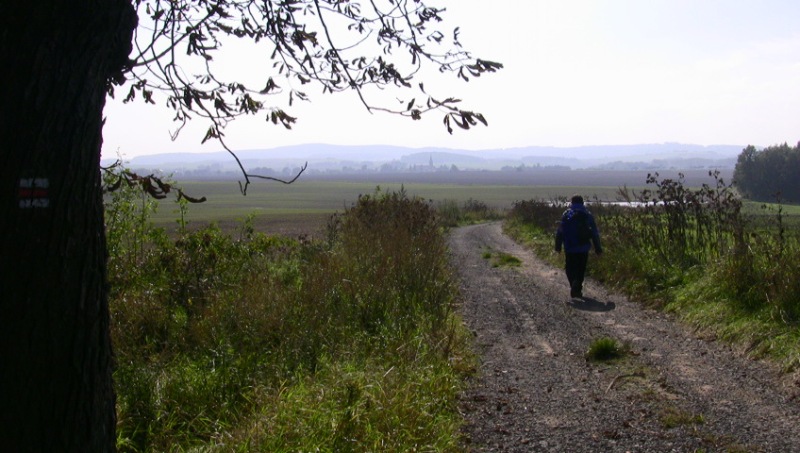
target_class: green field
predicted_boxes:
[152,179,631,235]
[142,168,799,236]
[743,200,800,216]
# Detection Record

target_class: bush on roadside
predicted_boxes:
[437,197,503,227]
[106,181,471,452]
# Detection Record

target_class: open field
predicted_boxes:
[744,200,800,215]
[153,169,734,235]
[305,168,730,187]
[155,180,621,235]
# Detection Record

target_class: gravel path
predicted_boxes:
[449,222,800,453]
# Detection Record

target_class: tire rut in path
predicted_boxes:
[450,222,800,453]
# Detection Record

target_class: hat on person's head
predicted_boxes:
[571,194,584,205]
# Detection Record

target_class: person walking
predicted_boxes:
[555,195,602,298]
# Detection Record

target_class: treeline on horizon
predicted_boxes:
[131,159,736,180]
[734,142,800,203]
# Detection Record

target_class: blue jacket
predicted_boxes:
[555,203,602,254]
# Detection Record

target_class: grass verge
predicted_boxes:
[503,182,800,373]
[108,184,474,451]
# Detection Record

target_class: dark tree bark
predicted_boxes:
[0,1,136,450]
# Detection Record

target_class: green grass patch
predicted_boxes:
[659,407,705,429]
[585,337,625,362]
[221,354,466,452]
[481,249,522,268]
[743,200,800,216]
[503,219,562,268]
[492,252,522,268]
[670,283,800,372]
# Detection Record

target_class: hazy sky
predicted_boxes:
[102,0,800,158]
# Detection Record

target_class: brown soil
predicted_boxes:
[449,222,800,452]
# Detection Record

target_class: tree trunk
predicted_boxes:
[0,1,135,450]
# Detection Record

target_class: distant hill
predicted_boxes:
[104,143,745,177]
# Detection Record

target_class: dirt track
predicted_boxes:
[449,222,800,452]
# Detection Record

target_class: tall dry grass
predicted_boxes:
[106,182,471,451]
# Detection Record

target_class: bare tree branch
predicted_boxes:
[111,0,503,192]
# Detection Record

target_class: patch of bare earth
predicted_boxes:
[449,222,800,452]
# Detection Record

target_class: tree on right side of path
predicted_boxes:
[734,142,800,203]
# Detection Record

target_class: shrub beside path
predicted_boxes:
[449,222,800,452]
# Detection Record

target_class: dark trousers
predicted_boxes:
[565,252,589,296]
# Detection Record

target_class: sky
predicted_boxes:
[101,0,800,159]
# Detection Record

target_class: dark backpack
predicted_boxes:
[572,211,592,245]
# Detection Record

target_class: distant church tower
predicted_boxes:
[429,154,434,168]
